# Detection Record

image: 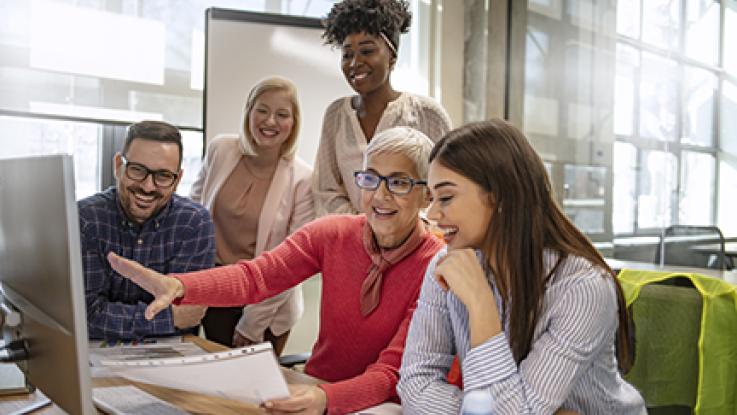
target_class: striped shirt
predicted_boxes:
[79,187,215,340]
[398,248,647,414]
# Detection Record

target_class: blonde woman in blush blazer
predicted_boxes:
[190,77,314,353]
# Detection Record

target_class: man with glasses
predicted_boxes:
[78,120,215,341]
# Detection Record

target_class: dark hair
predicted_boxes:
[322,0,411,54]
[122,121,183,168]
[429,119,632,373]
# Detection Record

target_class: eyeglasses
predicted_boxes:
[354,171,426,195]
[121,156,179,188]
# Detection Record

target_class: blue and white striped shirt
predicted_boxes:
[398,248,647,414]
[79,187,215,341]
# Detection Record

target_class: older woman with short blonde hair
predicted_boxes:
[109,127,444,414]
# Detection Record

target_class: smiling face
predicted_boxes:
[359,151,427,249]
[426,160,494,250]
[341,32,395,96]
[247,89,294,153]
[115,138,181,225]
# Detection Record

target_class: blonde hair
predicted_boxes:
[239,76,301,159]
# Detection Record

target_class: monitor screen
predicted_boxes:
[0,154,95,414]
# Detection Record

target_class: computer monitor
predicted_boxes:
[0,154,95,414]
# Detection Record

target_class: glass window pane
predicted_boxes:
[725,1,737,75]
[685,0,720,65]
[639,52,678,141]
[718,158,737,235]
[617,0,641,38]
[638,149,677,229]
[642,0,681,51]
[614,43,639,136]
[176,130,204,198]
[722,80,737,156]
[0,115,100,199]
[562,164,607,234]
[613,141,637,234]
[683,66,716,147]
[564,207,606,234]
[719,81,737,156]
[679,151,715,225]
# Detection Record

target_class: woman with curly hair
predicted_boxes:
[313,0,452,217]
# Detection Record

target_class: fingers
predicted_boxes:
[107,252,147,284]
[146,295,175,320]
[264,395,309,413]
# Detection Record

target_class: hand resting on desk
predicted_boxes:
[107,252,186,320]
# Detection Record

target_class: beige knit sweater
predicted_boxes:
[312,92,452,216]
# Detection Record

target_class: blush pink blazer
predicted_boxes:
[190,134,314,341]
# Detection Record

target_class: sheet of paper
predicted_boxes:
[101,343,289,404]
[0,390,51,415]
[89,340,207,378]
[93,385,188,415]
[89,341,206,366]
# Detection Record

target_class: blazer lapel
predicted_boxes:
[255,158,290,254]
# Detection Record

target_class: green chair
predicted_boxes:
[619,270,737,415]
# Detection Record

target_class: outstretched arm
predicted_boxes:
[106,252,185,320]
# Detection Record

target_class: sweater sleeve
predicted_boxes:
[318,293,420,415]
[312,98,360,217]
[415,95,452,143]
[175,219,324,306]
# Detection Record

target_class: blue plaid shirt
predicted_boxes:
[78,187,215,340]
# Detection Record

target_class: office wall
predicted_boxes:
[205,9,352,166]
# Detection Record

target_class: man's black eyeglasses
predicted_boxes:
[121,156,179,188]
[354,171,426,195]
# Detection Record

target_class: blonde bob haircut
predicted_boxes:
[238,76,301,159]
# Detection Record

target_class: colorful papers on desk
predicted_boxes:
[100,343,290,404]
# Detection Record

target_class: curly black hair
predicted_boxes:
[322,0,411,53]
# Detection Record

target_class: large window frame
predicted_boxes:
[613,0,725,236]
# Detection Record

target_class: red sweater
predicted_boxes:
[176,215,443,414]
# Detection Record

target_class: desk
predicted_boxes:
[605,258,737,285]
[0,336,353,415]
[690,242,737,258]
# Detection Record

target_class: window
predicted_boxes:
[613,0,724,234]
[0,0,435,200]
[523,0,733,239]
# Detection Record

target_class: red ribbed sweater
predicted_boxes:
[176,214,443,414]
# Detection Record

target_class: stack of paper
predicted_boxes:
[100,343,289,404]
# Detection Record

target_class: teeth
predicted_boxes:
[353,73,368,80]
[373,207,396,215]
[135,193,155,203]
[442,227,458,236]
[260,129,278,137]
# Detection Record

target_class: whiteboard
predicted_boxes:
[205,8,352,166]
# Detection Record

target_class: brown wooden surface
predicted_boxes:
[0,335,320,414]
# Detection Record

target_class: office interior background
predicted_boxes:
[0,0,734,263]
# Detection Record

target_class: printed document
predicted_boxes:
[100,342,289,404]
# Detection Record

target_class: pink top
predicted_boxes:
[176,214,443,414]
[211,156,273,264]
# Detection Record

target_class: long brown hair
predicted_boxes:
[428,119,632,372]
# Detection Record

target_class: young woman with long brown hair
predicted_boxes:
[397,119,646,414]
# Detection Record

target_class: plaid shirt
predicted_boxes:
[79,187,215,340]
